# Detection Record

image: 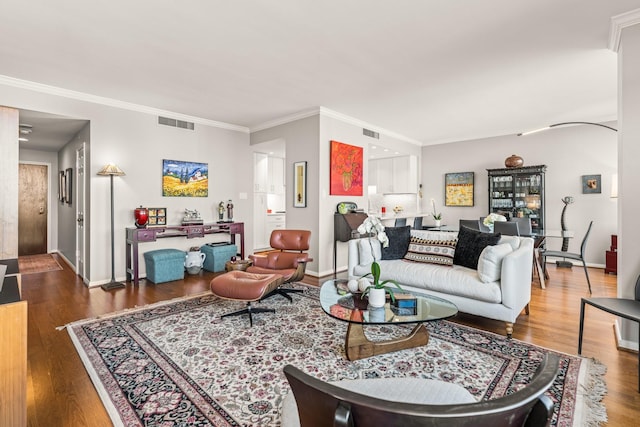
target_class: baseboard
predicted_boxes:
[614,320,639,353]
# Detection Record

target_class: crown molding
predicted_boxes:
[0,74,249,133]
[249,107,322,133]
[251,106,423,146]
[609,8,640,52]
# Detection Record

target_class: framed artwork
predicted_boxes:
[294,161,307,207]
[65,167,73,205]
[582,174,601,194]
[162,159,208,197]
[58,170,66,202]
[329,140,363,196]
[147,208,166,225]
[445,172,475,206]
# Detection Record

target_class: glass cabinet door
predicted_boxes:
[487,165,546,231]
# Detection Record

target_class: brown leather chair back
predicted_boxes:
[270,230,311,251]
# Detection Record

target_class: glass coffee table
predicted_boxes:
[320,280,458,361]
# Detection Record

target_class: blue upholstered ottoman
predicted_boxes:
[143,249,186,284]
[201,243,238,272]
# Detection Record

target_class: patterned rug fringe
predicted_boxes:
[580,358,608,426]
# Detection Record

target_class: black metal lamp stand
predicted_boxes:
[98,164,126,291]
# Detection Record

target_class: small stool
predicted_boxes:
[210,271,284,326]
[143,249,186,284]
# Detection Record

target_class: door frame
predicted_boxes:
[18,161,52,254]
[76,143,88,284]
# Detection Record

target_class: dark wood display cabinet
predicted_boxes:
[487,165,547,231]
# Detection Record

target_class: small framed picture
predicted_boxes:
[294,161,307,207]
[582,174,601,194]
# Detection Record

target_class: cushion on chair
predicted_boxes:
[210,271,284,301]
[270,230,311,251]
[249,252,310,270]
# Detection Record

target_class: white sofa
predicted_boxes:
[347,229,534,336]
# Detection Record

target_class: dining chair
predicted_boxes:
[394,218,407,227]
[281,353,559,427]
[478,217,492,233]
[510,217,532,235]
[413,216,424,229]
[540,221,593,294]
[459,219,480,231]
[494,221,520,236]
[579,274,640,391]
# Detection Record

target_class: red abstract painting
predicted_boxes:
[330,140,363,196]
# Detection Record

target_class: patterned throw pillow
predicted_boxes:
[404,236,457,266]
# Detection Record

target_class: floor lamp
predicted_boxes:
[98,163,126,291]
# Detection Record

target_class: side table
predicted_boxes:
[225,260,253,272]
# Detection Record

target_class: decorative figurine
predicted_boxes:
[226,199,234,221]
[218,201,225,221]
[182,208,203,225]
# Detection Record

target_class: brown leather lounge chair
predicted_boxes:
[247,229,312,301]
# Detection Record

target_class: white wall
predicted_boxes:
[422,124,617,266]
[251,116,321,273]
[0,83,252,285]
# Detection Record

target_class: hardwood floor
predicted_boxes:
[24,255,638,426]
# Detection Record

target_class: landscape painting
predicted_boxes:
[162,159,209,197]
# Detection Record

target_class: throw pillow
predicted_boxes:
[358,238,381,265]
[404,236,457,266]
[453,226,501,270]
[477,243,513,282]
[381,226,412,260]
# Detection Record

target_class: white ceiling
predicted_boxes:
[2,1,640,148]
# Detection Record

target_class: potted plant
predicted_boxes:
[356,216,403,307]
[431,198,442,227]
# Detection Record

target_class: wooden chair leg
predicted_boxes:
[505,322,513,338]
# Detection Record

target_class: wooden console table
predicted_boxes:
[126,222,245,285]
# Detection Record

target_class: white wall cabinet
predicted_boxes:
[268,156,285,195]
[369,155,417,194]
[254,152,269,193]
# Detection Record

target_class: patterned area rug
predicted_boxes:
[66,285,606,427]
[18,253,62,274]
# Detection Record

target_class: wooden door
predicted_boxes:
[18,163,48,255]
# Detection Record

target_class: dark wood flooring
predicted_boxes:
[23,255,638,426]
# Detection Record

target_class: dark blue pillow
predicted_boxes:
[453,226,501,269]
[381,226,412,260]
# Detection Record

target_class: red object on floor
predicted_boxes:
[605,234,617,275]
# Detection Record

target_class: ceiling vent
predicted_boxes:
[158,116,195,130]
[363,128,379,139]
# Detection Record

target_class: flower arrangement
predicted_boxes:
[483,213,507,229]
[430,198,442,220]
[356,216,402,301]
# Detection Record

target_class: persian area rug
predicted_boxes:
[18,253,62,274]
[66,285,607,427]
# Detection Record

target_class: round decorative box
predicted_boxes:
[505,154,524,168]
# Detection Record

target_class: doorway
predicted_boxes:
[18,163,49,255]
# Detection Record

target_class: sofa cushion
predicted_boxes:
[453,226,501,270]
[477,243,513,283]
[381,226,411,260]
[358,238,382,265]
[352,260,501,303]
[404,236,457,266]
[498,235,520,251]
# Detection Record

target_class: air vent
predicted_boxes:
[158,116,195,130]
[363,128,379,139]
